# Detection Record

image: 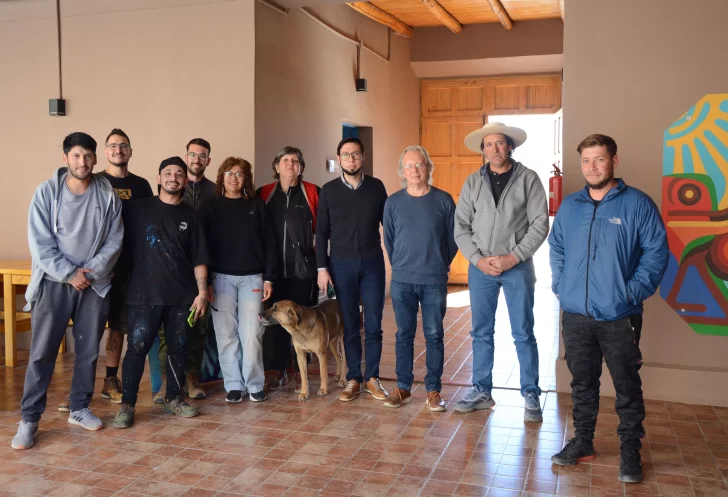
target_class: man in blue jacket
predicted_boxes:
[549,134,668,484]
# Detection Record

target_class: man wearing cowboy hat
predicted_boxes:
[453,122,549,422]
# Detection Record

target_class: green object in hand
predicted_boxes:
[187,307,197,327]
[327,283,335,299]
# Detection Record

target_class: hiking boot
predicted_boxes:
[618,448,643,483]
[57,393,70,413]
[11,421,39,450]
[524,391,543,422]
[68,408,103,431]
[384,388,411,408]
[249,391,266,403]
[363,378,388,400]
[185,372,206,399]
[339,380,361,402]
[164,396,199,418]
[266,370,287,392]
[101,377,123,404]
[226,390,244,404]
[453,388,495,413]
[153,375,166,404]
[113,404,135,429]
[426,391,446,412]
[551,438,596,465]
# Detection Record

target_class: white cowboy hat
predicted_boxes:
[464,122,527,153]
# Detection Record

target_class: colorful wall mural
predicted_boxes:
[661,93,728,336]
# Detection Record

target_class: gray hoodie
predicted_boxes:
[454,161,549,266]
[25,167,124,310]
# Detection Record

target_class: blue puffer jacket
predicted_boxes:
[548,179,668,321]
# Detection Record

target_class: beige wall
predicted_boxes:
[254,3,420,194]
[410,20,563,62]
[561,0,728,405]
[0,0,255,259]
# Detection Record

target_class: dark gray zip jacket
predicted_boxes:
[454,161,549,266]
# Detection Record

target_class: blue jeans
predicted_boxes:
[468,258,541,397]
[210,273,265,394]
[390,280,447,392]
[329,253,385,383]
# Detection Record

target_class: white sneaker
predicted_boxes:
[68,408,103,431]
[11,420,39,450]
[453,388,496,413]
[524,392,543,422]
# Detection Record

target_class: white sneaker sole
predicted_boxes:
[68,417,103,431]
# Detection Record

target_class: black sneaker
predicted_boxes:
[249,391,266,402]
[226,390,244,404]
[618,448,642,483]
[551,438,595,465]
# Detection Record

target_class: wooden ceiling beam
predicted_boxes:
[421,0,462,34]
[485,0,513,30]
[559,0,564,22]
[346,2,414,37]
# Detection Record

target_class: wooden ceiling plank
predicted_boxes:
[346,2,414,36]
[421,0,463,33]
[559,0,564,22]
[485,0,513,30]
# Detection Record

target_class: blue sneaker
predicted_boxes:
[453,388,495,413]
[524,392,543,422]
[11,420,39,450]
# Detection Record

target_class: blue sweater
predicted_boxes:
[384,187,458,285]
[548,179,668,321]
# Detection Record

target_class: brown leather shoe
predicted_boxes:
[383,388,411,408]
[363,378,388,401]
[339,379,361,402]
[426,391,446,412]
[265,370,287,392]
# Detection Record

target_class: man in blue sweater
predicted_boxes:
[549,134,668,484]
[383,146,458,412]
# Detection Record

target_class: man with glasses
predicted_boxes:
[96,129,154,404]
[316,137,389,402]
[383,146,457,412]
[155,138,215,403]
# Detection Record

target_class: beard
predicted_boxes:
[68,166,91,181]
[161,184,183,195]
[586,171,614,190]
[342,165,362,176]
[109,159,128,167]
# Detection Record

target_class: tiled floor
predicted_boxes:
[2,274,728,496]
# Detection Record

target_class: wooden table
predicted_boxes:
[0,260,32,367]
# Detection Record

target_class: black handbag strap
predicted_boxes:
[284,211,306,254]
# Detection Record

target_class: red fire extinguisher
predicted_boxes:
[549,164,562,216]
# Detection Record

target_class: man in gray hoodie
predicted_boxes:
[453,122,549,422]
[12,132,123,450]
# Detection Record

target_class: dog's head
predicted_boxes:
[258,300,303,328]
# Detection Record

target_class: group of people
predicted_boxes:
[11,122,668,485]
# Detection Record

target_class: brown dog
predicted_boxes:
[259,299,347,401]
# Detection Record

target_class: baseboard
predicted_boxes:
[556,358,728,407]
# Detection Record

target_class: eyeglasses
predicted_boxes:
[224,171,244,179]
[106,143,130,151]
[188,152,208,161]
[340,152,362,161]
[403,163,425,170]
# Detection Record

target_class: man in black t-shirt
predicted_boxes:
[113,157,210,429]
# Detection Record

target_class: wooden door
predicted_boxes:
[421,75,561,284]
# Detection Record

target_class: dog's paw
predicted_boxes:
[338,379,346,388]
[294,386,302,394]
[317,388,328,396]
[298,392,309,401]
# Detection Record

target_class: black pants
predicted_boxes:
[122,305,188,405]
[562,312,645,451]
[262,278,318,371]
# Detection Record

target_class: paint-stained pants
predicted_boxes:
[122,305,188,406]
